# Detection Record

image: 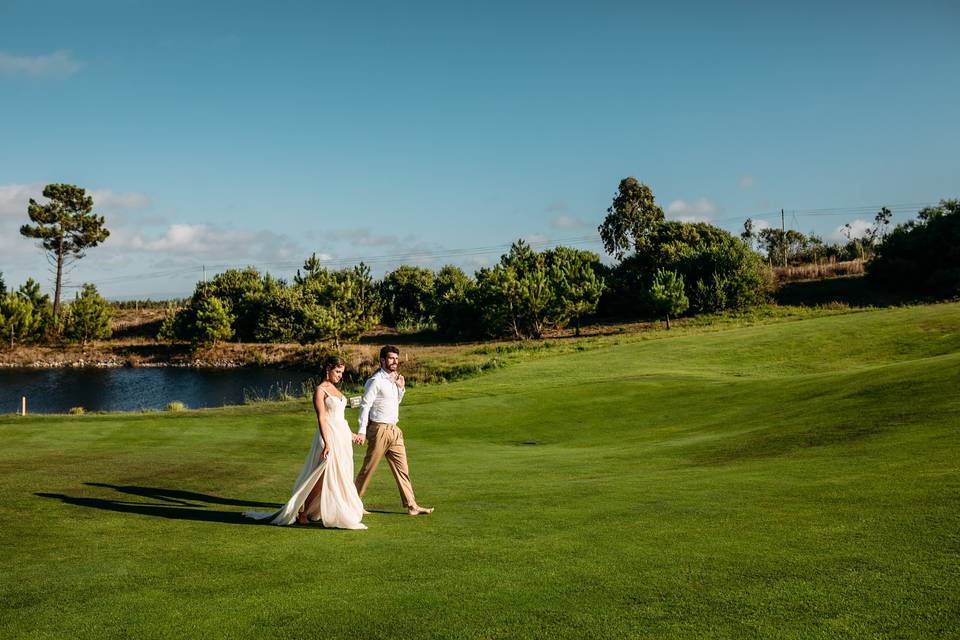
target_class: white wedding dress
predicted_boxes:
[244,390,367,529]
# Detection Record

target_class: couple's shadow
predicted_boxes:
[36,483,281,525]
[36,483,404,525]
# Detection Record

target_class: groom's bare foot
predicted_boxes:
[407,505,434,516]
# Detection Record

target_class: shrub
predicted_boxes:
[381,265,435,328]
[193,295,234,348]
[433,265,478,338]
[63,284,112,345]
[165,401,186,412]
[868,199,960,297]
[68,406,85,415]
[605,221,772,317]
[648,269,689,329]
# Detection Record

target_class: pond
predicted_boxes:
[0,367,320,414]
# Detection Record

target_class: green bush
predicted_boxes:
[869,199,960,297]
[605,221,772,317]
[193,295,234,348]
[165,401,186,412]
[433,265,478,338]
[381,265,435,328]
[68,407,85,415]
[648,269,689,329]
[63,283,112,345]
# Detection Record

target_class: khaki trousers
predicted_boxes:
[355,421,416,508]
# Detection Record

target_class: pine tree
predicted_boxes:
[63,284,112,345]
[20,184,110,324]
[648,269,689,329]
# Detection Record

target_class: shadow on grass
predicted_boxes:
[774,275,920,307]
[35,484,283,526]
[83,483,281,508]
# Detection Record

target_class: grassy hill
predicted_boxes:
[1,304,958,639]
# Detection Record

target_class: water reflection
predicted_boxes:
[0,367,317,414]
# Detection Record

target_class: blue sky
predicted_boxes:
[1,0,958,299]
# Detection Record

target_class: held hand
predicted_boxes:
[321,445,331,460]
[352,433,366,446]
[396,374,405,390]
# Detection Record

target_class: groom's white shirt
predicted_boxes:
[357,368,405,436]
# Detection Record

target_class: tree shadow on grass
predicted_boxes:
[774,276,921,308]
[35,484,283,526]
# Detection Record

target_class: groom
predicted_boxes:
[353,345,434,516]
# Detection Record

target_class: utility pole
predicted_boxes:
[203,265,206,284]
[781,208,787,268]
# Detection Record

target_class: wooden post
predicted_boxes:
[21,396,26,416]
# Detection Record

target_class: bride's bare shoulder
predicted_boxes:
[316,382,343,399]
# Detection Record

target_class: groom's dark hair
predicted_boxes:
[380,345,400,360]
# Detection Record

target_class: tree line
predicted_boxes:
[2,181,957,350]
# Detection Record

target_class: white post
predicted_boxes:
[21,396,26,416]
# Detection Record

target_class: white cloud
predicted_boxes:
[463,255,493,270]
[739,175,757,189]
[830,219,872,242]
[551,214,586,229]
[0,183,42,218]
[89,189,150,211]
[0,183,149,218]
[667,197,720,223]
[0,50,82,78]
[753,219,772,232]
[325,228,399,248]
[116,223,299,263]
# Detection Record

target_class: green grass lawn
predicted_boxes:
[2,304,959,639]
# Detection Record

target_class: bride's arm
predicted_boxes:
[313,386,332,460]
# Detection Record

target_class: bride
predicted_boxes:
[244,356,367,529]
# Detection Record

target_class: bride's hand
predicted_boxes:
[321,445,331,460]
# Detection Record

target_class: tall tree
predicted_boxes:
[598,178,665,260]
[741,218,755,249]
[20,184,110,323]
[866,206,893,246]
